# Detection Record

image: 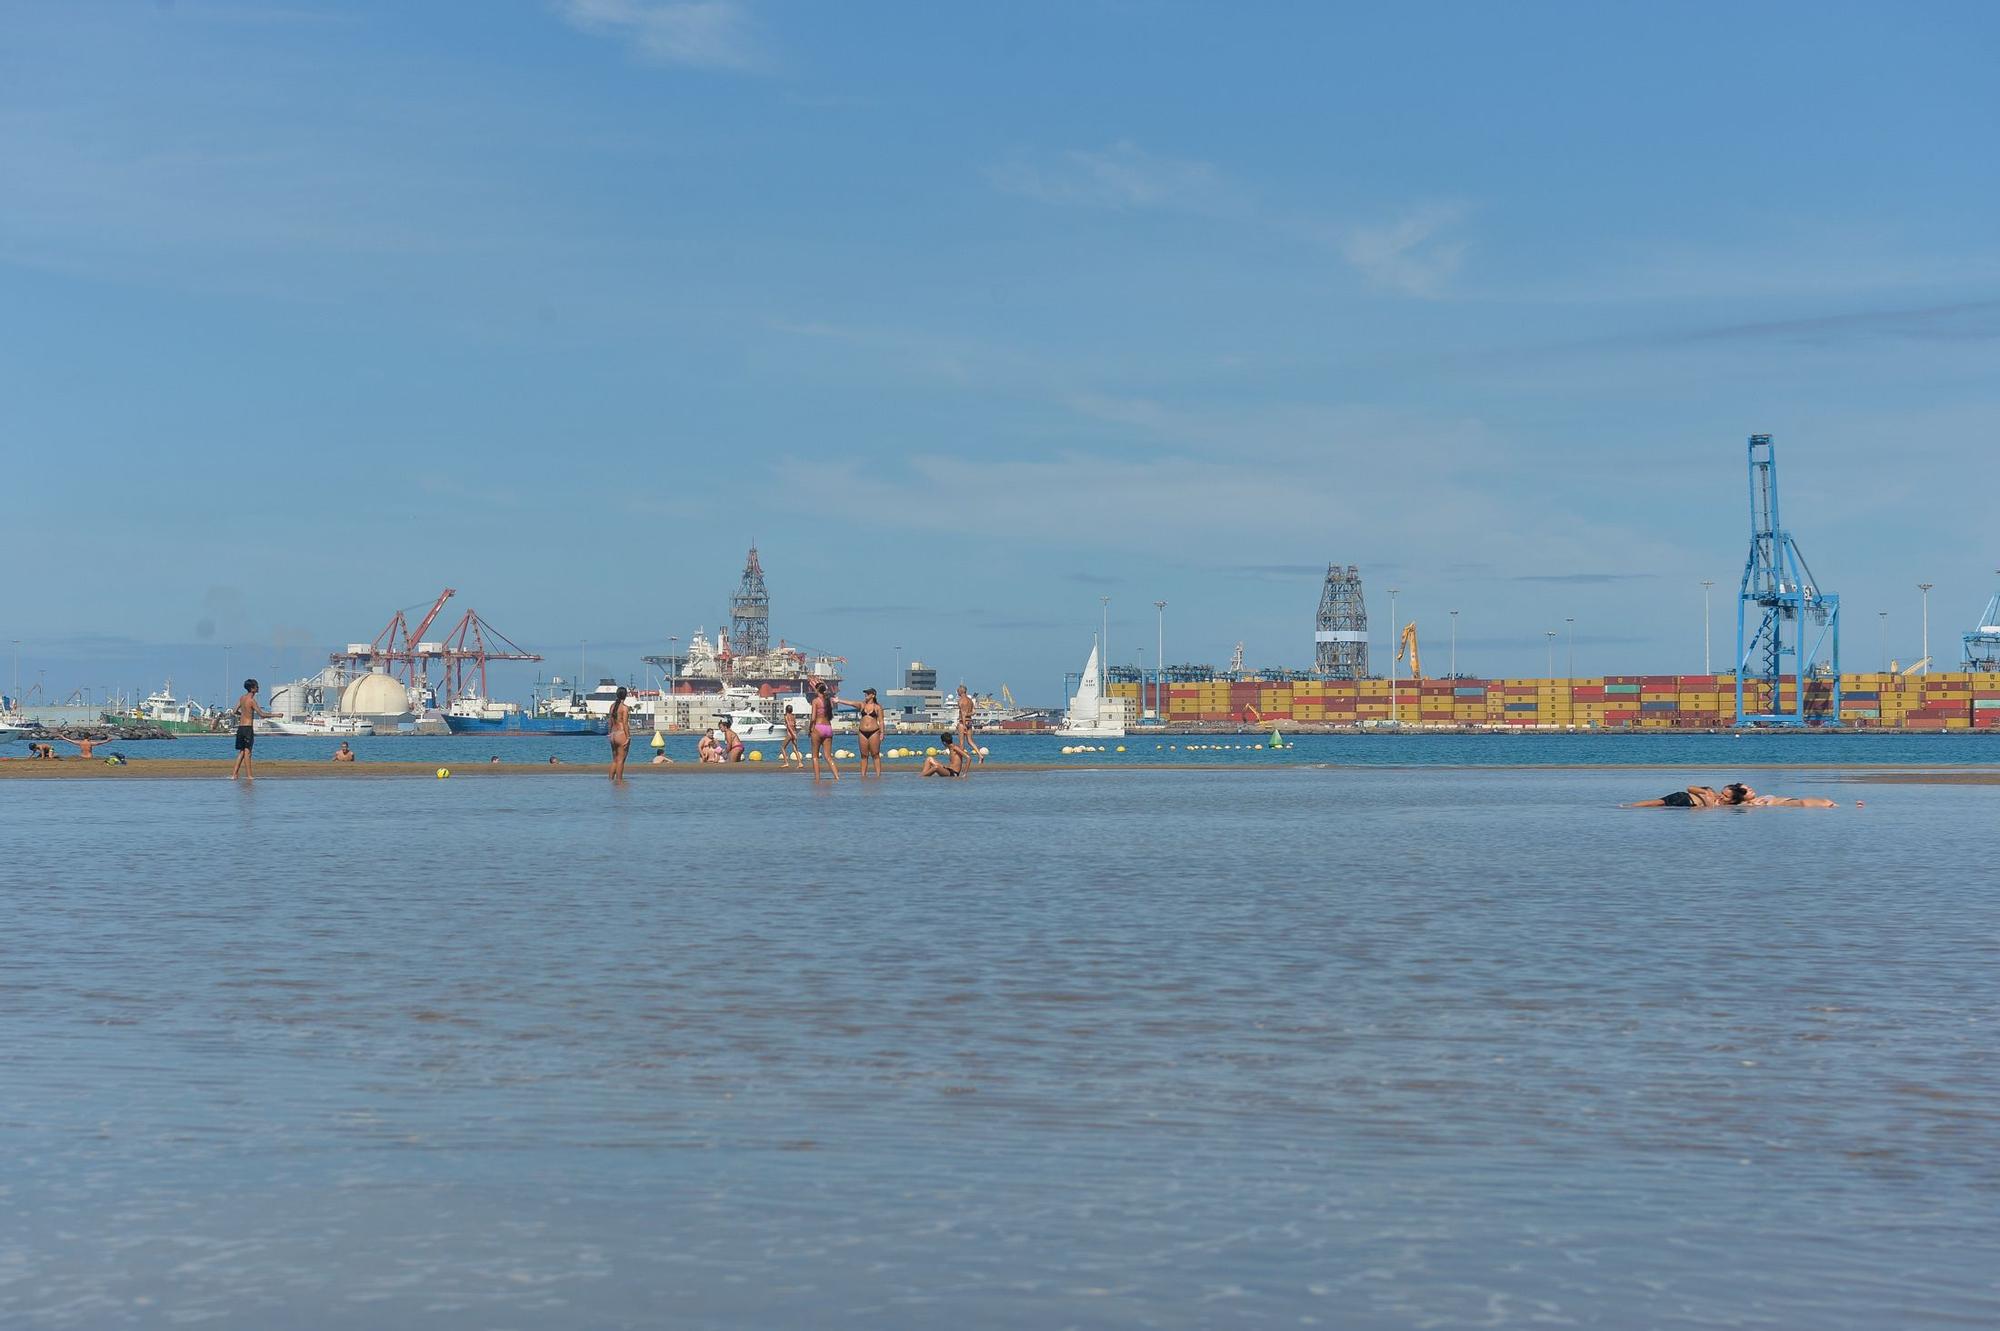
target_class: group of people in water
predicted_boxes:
[601,677,986,783]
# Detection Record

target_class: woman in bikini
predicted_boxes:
[807,678,862,782]
[855,688,885,777]
[607,685,631,781]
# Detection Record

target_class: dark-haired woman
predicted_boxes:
[607,686,631,781]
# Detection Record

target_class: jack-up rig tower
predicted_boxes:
[1314,564,1370,678]
[1965,575,2000,668]
[730,543,770,656]
[1735,435,1842,725]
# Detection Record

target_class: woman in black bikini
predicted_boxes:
[856,688,885,777]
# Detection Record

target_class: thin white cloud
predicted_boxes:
[555,0,766,72]
[987,141,1241,215]
[1339,203,1469,298]
[992,141,1471,296]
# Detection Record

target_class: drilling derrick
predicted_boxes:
[730,543,770,656]
[1314,564,1370,678]
[1735,435,1842,726]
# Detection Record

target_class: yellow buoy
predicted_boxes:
[1115,745,1125,752]
[650,730,665,749]
[436,767,450,779]
[748,751,764,762]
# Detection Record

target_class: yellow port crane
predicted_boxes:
[1396,622,1422,680]
[1000,683,1017,709]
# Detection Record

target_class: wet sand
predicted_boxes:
[0,759,1183,780]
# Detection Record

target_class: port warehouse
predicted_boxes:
[1106,673,2000,730]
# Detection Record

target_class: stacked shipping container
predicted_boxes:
[1113,673,2000,730]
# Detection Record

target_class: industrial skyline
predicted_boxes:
[5,4,1997,700]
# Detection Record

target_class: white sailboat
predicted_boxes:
[1056,640,1126,738]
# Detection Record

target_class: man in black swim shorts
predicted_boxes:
[1625,785,1722,808]
[230,679,274,782]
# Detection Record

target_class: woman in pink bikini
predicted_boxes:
[807,678,860,782]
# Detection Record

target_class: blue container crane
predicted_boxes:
[1965,587,2000,669]
[1735,435,1842,726]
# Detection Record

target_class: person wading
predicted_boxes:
[856,688,885,778]
[955,683,984,766]
[230,679,275,782]
[607,686,631,781]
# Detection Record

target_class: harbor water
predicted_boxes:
[3,761,1997,1327]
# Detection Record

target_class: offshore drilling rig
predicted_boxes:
[1313,564,1369,679]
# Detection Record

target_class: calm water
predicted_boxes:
[3,764,1997,1328]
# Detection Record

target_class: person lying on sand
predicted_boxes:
[1720,782,1837,808]
[1626,782,1835,808]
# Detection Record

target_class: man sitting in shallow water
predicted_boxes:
[1627,782,1835,808]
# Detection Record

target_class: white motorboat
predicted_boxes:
[258,714,377,738]
[1055,641,1127,739]
[715,708,789,745]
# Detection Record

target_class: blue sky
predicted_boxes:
[4,1,1997,705]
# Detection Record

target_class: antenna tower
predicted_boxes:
[1314,564,1369,678]
[730,543,770,656]
[1735,435,1841,725]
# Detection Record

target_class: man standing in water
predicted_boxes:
[606,685,631,781]
[780,705,802,768]
[855,688,885,777]
[230,679,274,782]
[955,683,984,766]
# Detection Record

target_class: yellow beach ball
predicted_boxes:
[748,750,764,762]
[436,767,450,779]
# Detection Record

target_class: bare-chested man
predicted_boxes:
[922,731,968,778]
[780,705,803,768]
[955,684,984,766]
[332,741,356,763]
[230,679,274,781]
[53,732,109,760]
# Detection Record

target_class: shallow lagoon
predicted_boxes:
[3,763,1996,1328]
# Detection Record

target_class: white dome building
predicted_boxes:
[339,670,415,721]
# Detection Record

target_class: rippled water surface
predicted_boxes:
[4,766,1997,1328]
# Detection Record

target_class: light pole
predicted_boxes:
[893,644,902,687]
[1448,609,1458,680]
[9,639,16,708]
[1566,617,1575,678]
[1388,587,1401,726]
[1545,630,1556,678]
[1154,600,1166,719]
[1918,583,1933,675]
[1701,580,1715,674]
[1877,611,1888,672]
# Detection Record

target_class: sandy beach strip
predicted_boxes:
[1,759,1996,781]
